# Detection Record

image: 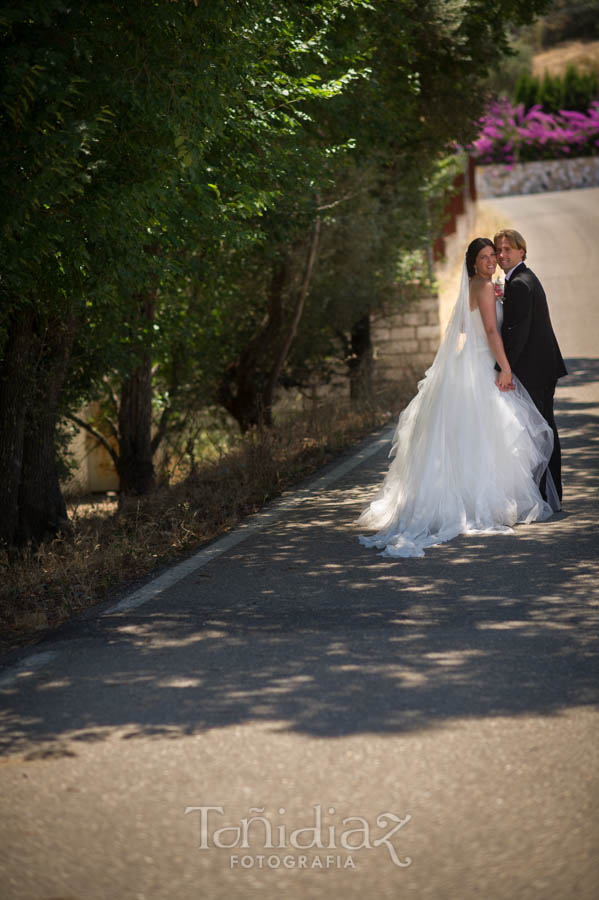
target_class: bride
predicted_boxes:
[358,237,559,558]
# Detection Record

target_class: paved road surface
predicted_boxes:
[1,188,598,900]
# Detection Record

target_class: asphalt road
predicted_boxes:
[1,188,598,900]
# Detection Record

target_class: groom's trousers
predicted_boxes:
[526,381,562,502]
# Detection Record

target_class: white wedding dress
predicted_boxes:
[358,264,558,558]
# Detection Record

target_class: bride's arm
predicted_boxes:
[477,283,513,390]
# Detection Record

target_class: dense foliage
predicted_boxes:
[515,65,599,113]
[528,0,599,47]
[0,0,550,547]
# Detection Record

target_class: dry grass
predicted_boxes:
[532,40,599,78]
[0,392,411,653]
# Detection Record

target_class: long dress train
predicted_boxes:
[358,265,558,558]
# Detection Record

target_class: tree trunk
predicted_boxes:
[218,258,290,432]
[116,290,156,494]
[18,398,71,546]
[219,216,321,432]
[0,309,36,545]
[18,316,75,544]
[265,214,321,411]
[0,307,74,547]
[348,312,374,409]
[117,358,155,493]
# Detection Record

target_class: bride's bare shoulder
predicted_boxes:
[469,275,494,310]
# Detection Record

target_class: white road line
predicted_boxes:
[106,424,395,613]
[0,424,393,685]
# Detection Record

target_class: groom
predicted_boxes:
[494,228,567,502]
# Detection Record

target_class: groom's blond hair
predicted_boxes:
[494,228,527,260]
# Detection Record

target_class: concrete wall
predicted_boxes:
[62,403,120,496]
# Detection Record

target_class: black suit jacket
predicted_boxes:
[500,263,567,389]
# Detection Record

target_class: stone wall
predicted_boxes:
[371,293,440,387]
[476,156,599,198]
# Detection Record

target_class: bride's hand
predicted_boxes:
[496,369,514,391]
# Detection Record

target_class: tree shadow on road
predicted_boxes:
[1,360,597,758]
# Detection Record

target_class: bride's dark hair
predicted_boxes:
[466,237,495,277]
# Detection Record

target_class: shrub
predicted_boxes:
[470,98,599,165]
[514,70,539,111]
[562,65,599,112]
[514,65,599,113]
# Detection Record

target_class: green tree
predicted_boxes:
[0,0,552,548]
[203,0,553,426]
[0,0,244,540]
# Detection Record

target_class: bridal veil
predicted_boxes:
[358,261,556,558]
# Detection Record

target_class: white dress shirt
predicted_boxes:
[505,262,524,281]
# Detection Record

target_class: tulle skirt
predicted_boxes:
[358,351,557,558]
